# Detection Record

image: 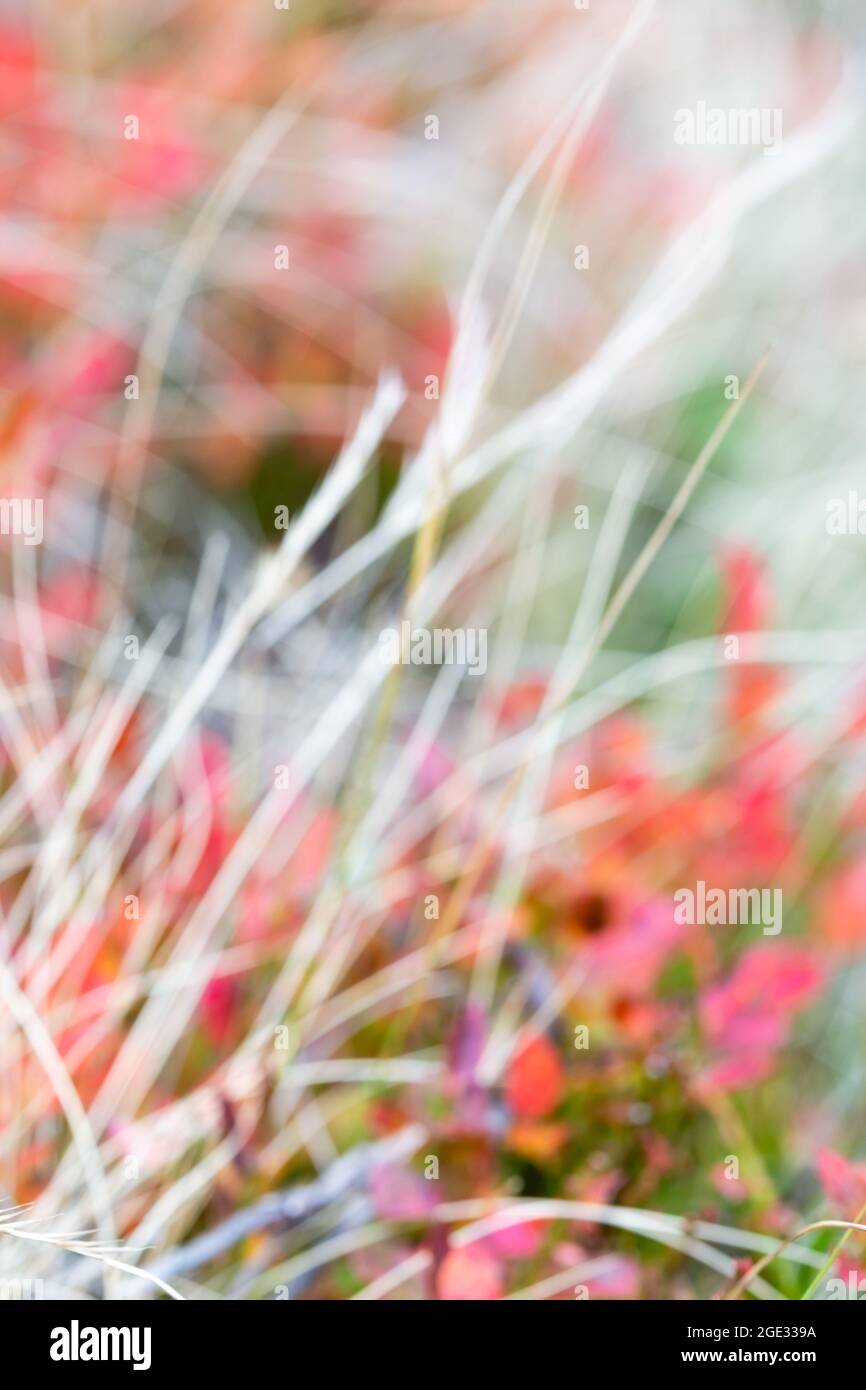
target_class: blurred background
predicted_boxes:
[1,0,866,1300]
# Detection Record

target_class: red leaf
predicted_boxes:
[719,546,770,633]
[505,1033,564,1118]
[816,859,866,951]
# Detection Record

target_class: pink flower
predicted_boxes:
[817,1148,866,1215]
[700,946,822,1045]
[484,1222,542,1260]
[370,1164,436,1222]
[200,976,236,1047]
[590,1255,641,1299]
[437,1246,504,1301]
[697,946,822,1094]
[446,1003,487,1089]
